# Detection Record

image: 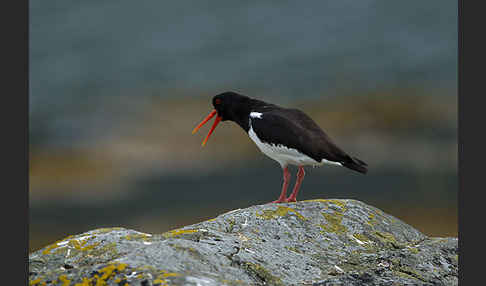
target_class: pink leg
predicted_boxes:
[271,166,291,203]
[287,166,305,202]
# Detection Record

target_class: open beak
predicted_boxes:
[192,110,222,146]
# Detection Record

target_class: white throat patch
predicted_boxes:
[250,112,263,119]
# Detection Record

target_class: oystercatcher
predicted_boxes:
[192,91,368,203]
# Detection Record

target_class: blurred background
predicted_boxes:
[29,0,457,252]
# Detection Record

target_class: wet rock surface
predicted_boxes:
[29,199,458,285]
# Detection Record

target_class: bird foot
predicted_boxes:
[286,197,297,203]
[269,197,297,203]
[269,198,289,204]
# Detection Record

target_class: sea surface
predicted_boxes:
[30,1,457,107]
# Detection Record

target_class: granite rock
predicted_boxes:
[29,199,458,285]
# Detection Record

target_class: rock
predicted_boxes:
[29,199,458,285]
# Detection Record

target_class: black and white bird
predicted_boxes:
[192,91,368,203]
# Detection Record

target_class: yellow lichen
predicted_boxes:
[74,277,92,286]
[243,262,283,286]
[351,233,376,250]
[320,212,347,234]
[42,234,101,255]
[256,206,306,221]
[42,244,58,255]
[373,231,405,249]
[304,199,348,212]
[407,246,419,254]
[94,227,124,234]
[152,270,180,285]
[395,265,426,282]
[58,275,71,286]
[226,218,236,232]
[161,272,180,278]
[285,246,302,253]
[30,278,42,286]
[163,228,198,238]
[153,278,167,285]
[69,239,100,252]
[124,233,152,241]
[41,235,74,255]
[353,233,370,242]
[170,243,198,254]
[72,263,127,286]
[366,212,379,227]
[374,231,396,242]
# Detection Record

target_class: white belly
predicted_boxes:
[248,126,342,168]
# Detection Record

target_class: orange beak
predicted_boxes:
[192,110,222,146]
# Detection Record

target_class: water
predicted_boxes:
[29,0,457,148]
[30,0,457,109]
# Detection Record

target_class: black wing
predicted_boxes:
[251,108,368,173]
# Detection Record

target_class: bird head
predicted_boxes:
[192,91,251,146]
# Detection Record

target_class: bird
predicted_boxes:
[192,91,368,203]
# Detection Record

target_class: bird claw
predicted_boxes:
[269,198,288,204]
[269,197,297,204]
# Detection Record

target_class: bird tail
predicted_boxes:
[342,156,368,174]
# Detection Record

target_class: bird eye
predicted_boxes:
[215,98,222,105]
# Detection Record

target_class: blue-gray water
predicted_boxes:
[30,1,456,108]
[29,0,457,148]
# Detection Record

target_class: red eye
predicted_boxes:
[215,98,221,105]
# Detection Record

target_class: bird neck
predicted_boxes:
[231,98,274,133]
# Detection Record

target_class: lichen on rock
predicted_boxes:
[29,199,458,285]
